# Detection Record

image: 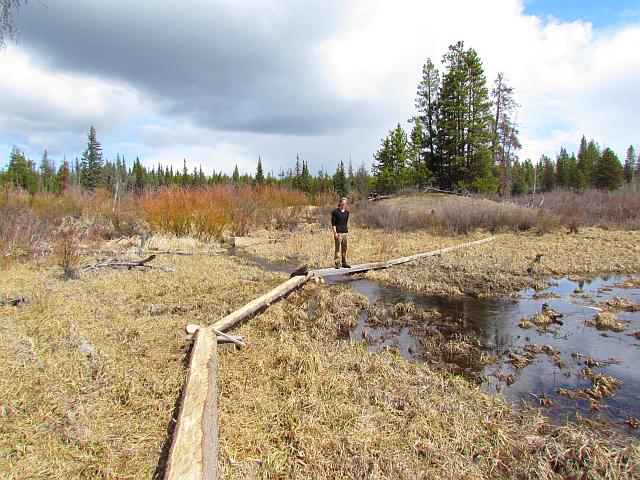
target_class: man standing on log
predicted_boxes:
[331,197,351,268]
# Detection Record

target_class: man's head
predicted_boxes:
[339,197,347,209]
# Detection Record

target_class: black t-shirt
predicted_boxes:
[331,208,349,233]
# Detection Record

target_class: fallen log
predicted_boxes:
[83,255,175,272]
[211,274,311,332]
[423,187,471,197]
[312,236,495,277]
[164,327,218,480]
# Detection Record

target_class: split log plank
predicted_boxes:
[211,274,311,333]
[312,236,495,277]
[164,327,218,480]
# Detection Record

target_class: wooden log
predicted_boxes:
[312,236,496,277]
[212,328,245,347]
[211,274,310,332]
[164,327,218,480]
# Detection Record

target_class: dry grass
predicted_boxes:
[216,285,640,479]
[0,251,287,479]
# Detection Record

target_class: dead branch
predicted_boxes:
[83,254,175,272]
[1,295,30,307]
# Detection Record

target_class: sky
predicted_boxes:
[1,0,639,176]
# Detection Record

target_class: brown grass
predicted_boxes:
[0,251,287,479]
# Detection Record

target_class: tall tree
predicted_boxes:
[332,160,348,197]
[39,149,55,193]
[232,164,240,184]
[623,145,636,184]
[437,41,495,192]
[414,59,440,181]
[491,72,520,194]
[56,159,71,193]
[6,146,37,193]
[595,147,623,190]
[408,120,432,187]
[541,155,555,192]
[372,123,410,194]
[80,126,104,191]
[255,156,265,186]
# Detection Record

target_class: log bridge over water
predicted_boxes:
[163,236,495,479]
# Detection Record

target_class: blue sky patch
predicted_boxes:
[524,0,640,28]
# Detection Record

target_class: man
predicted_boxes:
[331,197,350,268]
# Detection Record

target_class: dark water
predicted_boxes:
[228,248,640,435]
[337,274,640,435]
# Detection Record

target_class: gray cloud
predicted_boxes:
[16,0,377,136]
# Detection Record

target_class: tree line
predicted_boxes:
[371,41,637,194]
[0,126,372,199]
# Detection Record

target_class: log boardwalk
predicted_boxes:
[312,236,495,277]
[163,236,495,479]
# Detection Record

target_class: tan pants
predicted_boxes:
[334,233,348,267]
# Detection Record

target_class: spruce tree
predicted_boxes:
[623,145,636,184]
[332,160,348,197]
[255,156,265,186]
[232,165,240,184]
[372,124,410,193]
[39,150,55,193]
[7,147,38,194]
[80,126,104,191]
[595,148,623,190]
[415,59,440,180]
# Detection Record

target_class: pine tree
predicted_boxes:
[415,59,440,181]
[133,157,145,192]
[255,156,265,186]
[408,120,432,187]
[541,155,555,192]
[437,41,495,192]
[555,147,570,188]
[7,147,38,193]
[595,147,623,190]
[80,126,104,191]
[56,159,71,193]
[372,124,410,194]
[39,150,55,193]
[300,160,311,194]
[491,72,520,194]
[332,160,348,197]
[232,165,240,184]
[623,145,636,184]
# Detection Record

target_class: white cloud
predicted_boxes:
[2,0,639,172]
[0,46,146,149]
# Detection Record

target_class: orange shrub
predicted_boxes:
[139,185,310,239]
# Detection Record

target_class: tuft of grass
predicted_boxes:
[585,312,628,332]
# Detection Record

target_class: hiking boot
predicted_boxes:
[342,263,351,268]
[335,265,342,269]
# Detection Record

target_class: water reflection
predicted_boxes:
[342,275,640,436]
